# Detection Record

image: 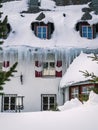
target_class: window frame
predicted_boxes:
[82,25,93,39]
[37,26,47,39]
[2,94,24,112]
[2,94,17,112]
[70,87,79,99]
[81,86,94,95]
[41,94,56,111]
[42,61,55,77]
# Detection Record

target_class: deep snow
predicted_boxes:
[0,91,98,130]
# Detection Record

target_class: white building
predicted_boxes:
[0,0,98,112]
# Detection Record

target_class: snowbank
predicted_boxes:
[58,98,82,111]
[58,91,98,111]
[0,91,98,130]
[85,91,98,105]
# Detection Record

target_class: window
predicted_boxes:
[41,94,56,111]
[43,62,55,76]
[82,26,93,39]
[35,59,62,78]
[71,87,79,99]
[2,94,24,112]
[37,26,47,39]
[81,86,93,95]
[2,94,17,112]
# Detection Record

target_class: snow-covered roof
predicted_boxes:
[1,0,98,49]
[60,52,98,88]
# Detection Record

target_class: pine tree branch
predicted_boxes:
[0,62,18,90]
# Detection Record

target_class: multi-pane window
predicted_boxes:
[43,62,55,76]
[82,26,93,39]
[2,94,24,112]
[41,94,56,111]
[81,86,93,95]
[71,87,79,99]
[3,95,17,112]
[37,26,47,39]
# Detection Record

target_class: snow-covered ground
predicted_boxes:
[0,91,98,130]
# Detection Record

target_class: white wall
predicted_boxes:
[1,59,63,112]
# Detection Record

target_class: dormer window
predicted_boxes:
[82,26,93,39]
[75,22,96,39]
[37,26,47,39]
[31,21,54,40]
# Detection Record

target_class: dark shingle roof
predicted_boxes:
[81,12,92,20]
[36,12,45,21]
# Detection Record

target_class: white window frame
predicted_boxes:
[82,25,93,39]
[43,61,55,77]
[71,87,79,98]
[37,26,47,39]
[41,94,56,111]
[2,94,17,112]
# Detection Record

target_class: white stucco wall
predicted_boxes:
[1,60,63,112]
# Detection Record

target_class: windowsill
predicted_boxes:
[42,75,56,78]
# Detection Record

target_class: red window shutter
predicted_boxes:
[3,61,10,68]
[56,61,62,67]
[35,61,42,77]
[35,71,42,77]
[56,71,62,77]
[35,61,42,67]
[55,61,62,77]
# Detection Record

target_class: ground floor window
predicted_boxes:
[70,85,94,100]
[41,94,56,111]
[2,94,17,112]
[70,87,79,99]
[2,94,24,112]
[81,86,93,95]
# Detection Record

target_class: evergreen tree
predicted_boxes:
[80,54,98,94]
[0,62,18,91]
[0,0,8,44]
